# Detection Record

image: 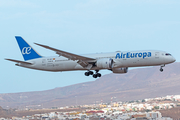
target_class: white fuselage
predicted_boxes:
[17,50,175,72]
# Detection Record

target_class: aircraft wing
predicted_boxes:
[34,43,95,68]
[5,59,32,65]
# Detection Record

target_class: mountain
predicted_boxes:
[0,62,180,108]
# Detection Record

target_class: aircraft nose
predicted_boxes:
[172,56,176,62]
[168,56,176,63]
[164,53,176,64]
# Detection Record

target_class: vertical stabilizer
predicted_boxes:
[15,36,42,61]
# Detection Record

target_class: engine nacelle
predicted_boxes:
[112,67,128,74]
[96,58,113,69]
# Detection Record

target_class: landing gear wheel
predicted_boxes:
[160,68,163,72]
[85,71,94,76]
[92,70,102,78]
[93,74,97,78]
[85,72,90,76]
[89,71,93,75]
[97,73,101,77]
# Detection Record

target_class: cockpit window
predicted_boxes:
[165,53,171,56]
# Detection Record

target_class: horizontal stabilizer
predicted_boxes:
[5,59,32,65]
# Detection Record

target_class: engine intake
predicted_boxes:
[112,67,128,73]
[96,58,113,69]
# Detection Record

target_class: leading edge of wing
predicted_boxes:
[5,58,32,65]
[34,43,95,61]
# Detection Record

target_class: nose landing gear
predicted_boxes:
[85,70,101,78]
[160,64,165,72]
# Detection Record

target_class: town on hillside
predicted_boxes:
[1,95,180,119]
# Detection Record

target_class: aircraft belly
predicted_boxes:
[20,59,75,71]
[124,57,165,67]
[119,58,153,67]
[55,61,78,71]
[74,64,84,70]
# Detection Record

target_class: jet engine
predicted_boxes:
[112,67,128,73]
[96,58,113,69]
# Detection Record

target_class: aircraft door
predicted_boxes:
[42,59,46,67]
[155,52,159,58]
[154,52,162,64]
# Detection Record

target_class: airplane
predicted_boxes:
[5,36,176,78]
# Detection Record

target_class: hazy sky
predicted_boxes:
[1,0,180,93]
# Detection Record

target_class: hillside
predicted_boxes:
[0,62,180,108]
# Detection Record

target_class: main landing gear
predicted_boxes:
[85,70,101,78]
[85,71,93,76]
[160,64,165,72]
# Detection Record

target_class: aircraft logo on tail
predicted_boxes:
[22,47,32,55]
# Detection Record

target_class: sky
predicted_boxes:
[0,0,180,93]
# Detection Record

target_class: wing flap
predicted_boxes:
[77,60,89,67]
[5,59,32,65]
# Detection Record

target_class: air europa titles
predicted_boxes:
[115,52,151,59]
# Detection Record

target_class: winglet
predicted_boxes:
[15,36,42,61]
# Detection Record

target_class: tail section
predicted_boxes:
[15,36,42,61]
